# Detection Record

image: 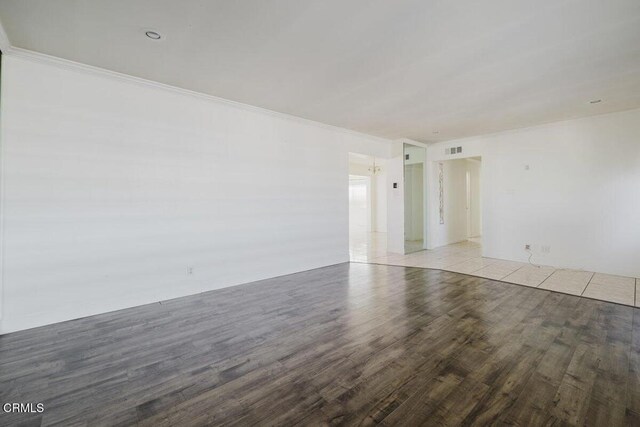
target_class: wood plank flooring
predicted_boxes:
[1,262,639,426]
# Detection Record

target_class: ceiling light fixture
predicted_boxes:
[589,99,602,104]
[145,31,162,40]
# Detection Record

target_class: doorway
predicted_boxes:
[349,175,370,237]
[431,156,481,248]
[348,153,387,261]
[403,144,426,254]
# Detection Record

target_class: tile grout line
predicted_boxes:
[535,268,558,289]
[532,267,556,288]
[493,264,528,282]
[579,271,596,296]
[459,258,513,277]
[469,257,502,274]
[441,255,492,274]
[443,255,482,268]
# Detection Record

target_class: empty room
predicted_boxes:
[1,1,639,426]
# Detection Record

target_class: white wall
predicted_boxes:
[467,159,482,238]
[404,145,426,165]
[373,170,387,232]
[427,108,640,278]
[404,163,424,241]
[386,143,405,253]
[0,53,391,333]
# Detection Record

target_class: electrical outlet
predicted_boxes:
[541,246,551,254]
[187,267,194,275]
[525,244,531,250]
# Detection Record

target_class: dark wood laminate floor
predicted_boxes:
[1,263,640,426]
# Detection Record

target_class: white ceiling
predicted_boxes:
[1,0,640,142]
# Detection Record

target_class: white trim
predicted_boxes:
[5,47,392,145]
[0,16,10,53]
[1,15,12,322]
[396,138,430,148]
[0,48,5,321]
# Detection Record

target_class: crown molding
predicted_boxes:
[395,138,430,149]
[5,47,392,145]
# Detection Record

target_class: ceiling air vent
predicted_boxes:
[445,147,462,155]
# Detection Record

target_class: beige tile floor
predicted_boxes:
[349,231,389,262]
[350,233,640,307]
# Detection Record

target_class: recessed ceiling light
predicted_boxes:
[145,31,162,40]
[589,99,602,104]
